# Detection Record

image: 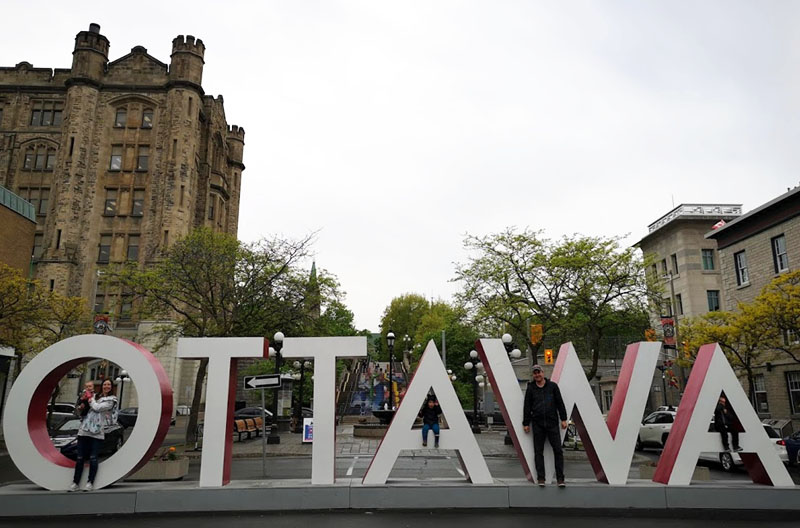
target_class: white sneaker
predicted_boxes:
[68,482,79,492]
[83,482,93,492]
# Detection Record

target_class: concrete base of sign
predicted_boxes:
[0,479,798,517]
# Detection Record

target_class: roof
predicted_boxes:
[637,203,742,247]
[706,186,800,249]
[0,185,36,223]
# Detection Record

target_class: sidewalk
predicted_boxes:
[183,424,591,460]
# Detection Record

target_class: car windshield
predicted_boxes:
[763,425,779,438]
[58,419,82,432]
[121,408,137,414]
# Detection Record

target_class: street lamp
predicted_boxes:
[268,331,284,444]
[292,359,311,433]
[465,350,481,433]
[386,331,395,410]
[501,333,522,445]
[114,369,130,407]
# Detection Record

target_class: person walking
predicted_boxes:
[523,365,568,487]
[714,395,741,452]
[419,397,442,448]
[69,379,118,491]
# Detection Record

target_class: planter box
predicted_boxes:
[127,458,190,481]
[638,464,710,481]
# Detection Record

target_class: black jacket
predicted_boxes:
[522,378,567,428]
[418,404,442,425]
[713,402,736,431]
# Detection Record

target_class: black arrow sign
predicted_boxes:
[243,374,282,390]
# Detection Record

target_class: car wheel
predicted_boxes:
[636,436,643,451]
[720,452,734,472]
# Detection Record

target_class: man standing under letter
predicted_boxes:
[523,364,568,487]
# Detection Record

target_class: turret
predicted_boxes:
[226,125,245,164]
[70,23,109,83]
[169,35,205,87]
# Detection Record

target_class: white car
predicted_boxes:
[636,410,676,450]
[699,423,789,472]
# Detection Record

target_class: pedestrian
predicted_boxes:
[69,378,118,491]
[419,396,442,448]
[523,364,568,487]
[714,395,741,452]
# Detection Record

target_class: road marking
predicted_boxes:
[346,456,359,476]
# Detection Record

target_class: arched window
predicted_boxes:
[22,144,57,171]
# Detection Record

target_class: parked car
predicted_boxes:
[785,431,800,466]
[699,423,789,471]
[233,407,273,424]
[636,410,676,450]
[50,418,124,460]
[118,407,176,428]
[48,402,77,415]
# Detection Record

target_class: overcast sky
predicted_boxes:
[3,1,799,331]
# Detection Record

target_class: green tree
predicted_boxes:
[749,270,800,363]
[378,293,431,360]
[110,227,329,443]
[454,229,652,379]
[681,307,771,405]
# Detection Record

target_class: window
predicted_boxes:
[98,235,111,263]
[93,295,104,313]
[29,102,63,126]
[104,189,117,216]
[136,146,149,171]
[787,372,800,414]
[32,233,43,259]
[55,229,62,249]
[141,109,153,129]
[772,235,789,273]
[660,259,667,276]
[208,195,215,220]
[602,390,613,412]
[109,145,122,171]
[675,294,683,315]
[707,290,720,312]
[671,254,678,275]
[0,108,4,126]
[18,188,49,216]
[734,251,749,286]
[131,190,144,216]
[114,108,127,128]
[650,264,658,279]
[126,235,139,261]
[120,295,133,320]
[701,249,715,270]
[22,145,56,172]
[753,375,769,413]
[655,413,674,424]
[784,329,800,346]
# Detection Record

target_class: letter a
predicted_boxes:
[363,340,492,485]
[653,343,793,487]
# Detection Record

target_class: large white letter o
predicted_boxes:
[2,335,173,490]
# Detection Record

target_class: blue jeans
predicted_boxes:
[422,423,440,443]
[73,435,102,484]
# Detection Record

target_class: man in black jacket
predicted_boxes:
[523,365,568,487]
[714,395,741,452]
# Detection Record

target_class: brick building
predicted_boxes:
[0,24,245,407]
[0,185,36,273]
[707,186,800,431]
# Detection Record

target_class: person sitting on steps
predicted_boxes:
[419,397,442,448]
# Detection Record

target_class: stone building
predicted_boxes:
[636,204,742,408]
[706,186,800,431]
[0,24,245,407]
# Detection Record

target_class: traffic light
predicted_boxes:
[544,349,554,365]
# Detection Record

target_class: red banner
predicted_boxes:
[661,317,676,347]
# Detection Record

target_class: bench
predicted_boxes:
[244,418,259,437]
[234,419,249,441]
[254,417,265,435]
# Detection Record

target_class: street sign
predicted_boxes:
[302,418,313,443]
[243,374,282,390]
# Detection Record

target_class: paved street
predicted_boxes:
[1,510,793,528]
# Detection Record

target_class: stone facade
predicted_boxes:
[707,187,800,431]
[0,24,245,406]
[0,185,36,273]
[0,24,244,324]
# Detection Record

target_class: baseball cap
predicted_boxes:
[532,364,543,372]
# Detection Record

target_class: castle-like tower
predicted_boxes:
[0,24,245,326]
